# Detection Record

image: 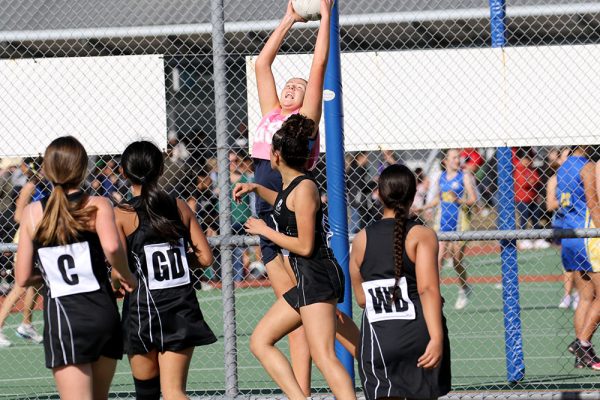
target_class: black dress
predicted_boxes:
[121,196,217,354]
[271,175,344,308]
[358,218,451,400]
[35,191,122,368]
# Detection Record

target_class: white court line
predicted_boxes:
[4,320,43,330]
[0,365,264,383]
[0,344,43,350]
[467,249,556,267]
[199,287,272,302]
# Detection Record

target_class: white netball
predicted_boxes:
[292,0,321,21]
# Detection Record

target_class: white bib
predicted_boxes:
[362,277,416,322]
[143,239,191,290]
[38,242,100,298]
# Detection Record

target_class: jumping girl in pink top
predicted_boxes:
[251,0,358,395]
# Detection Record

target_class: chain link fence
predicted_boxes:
[0,0,599,398]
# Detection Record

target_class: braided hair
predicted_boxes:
[377,164,417,302]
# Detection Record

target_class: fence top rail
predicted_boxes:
[0,228,594,252]
[0,2,597,42]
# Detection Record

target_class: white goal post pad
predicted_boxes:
[247,44,600,152]
[0,54,167,156]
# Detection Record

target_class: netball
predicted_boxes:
[292,0,321,21]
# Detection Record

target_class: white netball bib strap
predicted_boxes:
[38,242,100,298]
[362,278,416,322]
[144,239,191,290]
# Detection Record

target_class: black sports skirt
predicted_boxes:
[122,282,217,355]
[43,289,123,369]
[358,300,451,399]
[283,256,344,308]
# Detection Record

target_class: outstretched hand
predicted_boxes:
[232,183,256,204]
[286,0,307,23]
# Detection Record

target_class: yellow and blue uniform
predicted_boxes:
[436,171,469,232]
[556,155,598,272]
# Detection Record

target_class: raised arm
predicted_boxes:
[299,0,332,131]
[256,1,305,116]
[177,198,213,268]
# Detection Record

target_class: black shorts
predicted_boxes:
[283,256,344,308]
[258,211,280,265]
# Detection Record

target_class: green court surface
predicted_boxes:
[0,247,598,399]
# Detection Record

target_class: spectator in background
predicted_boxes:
[514,147,549,250]
[230,151,251,282]
[540,147,571,225]
[161,139,196,201]
[377,148,398,174]
[194,168,219,237]
[0,157,47,347]
[411,167,431,224]
[167,130,190,164]
[478,150,497,214]
[460,148,484,175]
[237,153,265,276]
[347,151,375,233]
[461,148,484,217]
[546,152,578,310]
[0,158,20,241]
[557,146,600,369]
[0,158,19,294]
[102,157,126,203]
[206,157,219,192]
[191,167,220,286]
[420,149,478,310]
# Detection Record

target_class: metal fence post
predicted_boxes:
[489,0,525,383]
[210,0,239,396]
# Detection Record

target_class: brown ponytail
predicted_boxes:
[392,204,408,302]
[34,137,97,246]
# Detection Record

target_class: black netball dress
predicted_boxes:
[34,191,122,369]
[272,175,344,308]
[358,218,451,400]
[121,196,216,355]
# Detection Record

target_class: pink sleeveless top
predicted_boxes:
[251,108,320,171]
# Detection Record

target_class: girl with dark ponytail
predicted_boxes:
[234,114,356,400]
[15,136,136,399]
[115,140,216,400]
[350,164,451,400]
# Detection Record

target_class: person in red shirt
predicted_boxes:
[460,148,484,174]
[514,147,549,249]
